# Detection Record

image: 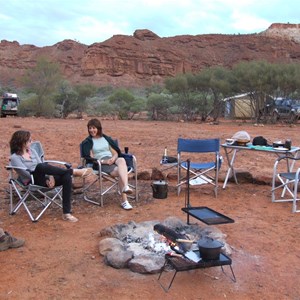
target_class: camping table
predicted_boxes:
[159,161,178,176]
[158,252,236,292]
[221,143,300,189]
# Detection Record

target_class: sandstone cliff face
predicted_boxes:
[0,39,87,87]
[1,23,300,88]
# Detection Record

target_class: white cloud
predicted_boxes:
[65,17,130,44]
[230,10,272,32]
[0,13,12,21]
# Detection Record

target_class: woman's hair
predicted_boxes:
[10,130,31,155]
[87,118,102,136]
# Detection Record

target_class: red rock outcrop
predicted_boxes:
[1,24,300,88]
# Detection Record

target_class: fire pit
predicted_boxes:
[98,216,232,274]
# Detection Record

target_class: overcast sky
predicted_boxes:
[1,0,299,47]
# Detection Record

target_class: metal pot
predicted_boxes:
[272,141,285,148]
[197,237,224,260]
[151,180,168,199]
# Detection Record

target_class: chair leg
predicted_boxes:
[292,181,299,213]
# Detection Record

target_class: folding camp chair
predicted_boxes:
[6,141,71,222]
[271,155,300,213]
[79,142,138,207]
[177,138,221,197]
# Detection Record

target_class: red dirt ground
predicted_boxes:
[0,117,299,300]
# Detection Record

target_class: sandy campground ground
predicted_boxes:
[0,117,299,300]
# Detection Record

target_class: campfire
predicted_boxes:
[98,217,231,274]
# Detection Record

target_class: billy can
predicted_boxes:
[151,180,168,199]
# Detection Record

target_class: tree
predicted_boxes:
[22,57,62,116]
[107,88,136,119]
[146,93,172,120]
[232,60,276,120]
[165,74,197,121]
[199,66,232,121]
[54,81,78,118]
[73,84,97,118]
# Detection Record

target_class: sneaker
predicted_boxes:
[0,232,25,251]
[121,201,133,210]
[122,186,133,195]
[62,213,78,222]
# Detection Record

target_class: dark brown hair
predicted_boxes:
[10,130,31,155]
[87,118,102,137]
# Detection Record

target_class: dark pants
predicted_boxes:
[33,163,73,214]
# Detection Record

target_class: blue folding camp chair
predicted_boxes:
[177,138,221,197]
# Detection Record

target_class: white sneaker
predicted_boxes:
[62,213,78,222]
[122,186,133,195]
[121,201,133,210]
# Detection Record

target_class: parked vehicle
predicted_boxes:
[271,98,300,123]
[258,98,300,124]
[1,93,20,118]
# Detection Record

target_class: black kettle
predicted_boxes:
[151,180,168,199]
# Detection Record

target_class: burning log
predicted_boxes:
[154,224,185,242]
[153,224,191,252]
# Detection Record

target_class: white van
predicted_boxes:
[1,93,20,117]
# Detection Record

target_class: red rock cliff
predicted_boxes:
[1,24,300,88]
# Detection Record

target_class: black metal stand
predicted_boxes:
[185,159,192,225]
[159,161,236,292]
[183,159,234,225]
[158,252,236,292]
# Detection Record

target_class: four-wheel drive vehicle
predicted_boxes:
[1,93,20,117]
[272,98,300,123]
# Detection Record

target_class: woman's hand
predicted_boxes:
[107,158,114,165]
[46,176,55,188]
[101,157,115,165]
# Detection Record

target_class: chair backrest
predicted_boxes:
[80,139,119,159]
[30,141,45,162]
[177,138,220,153]
[80,139,134,171]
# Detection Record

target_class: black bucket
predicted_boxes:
[151,180,168,199]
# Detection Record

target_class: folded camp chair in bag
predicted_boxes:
[6,141,71,222]
[271,155,300,213]
[79,142,138,207]
[177,138,221,197]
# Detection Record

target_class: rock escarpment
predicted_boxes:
[1,24,300,88]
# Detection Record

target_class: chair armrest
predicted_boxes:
[6,165,31,172]
[276,155,300,163]
[44,160,72,169]
[6,165,34,185]
[82,157,97,163]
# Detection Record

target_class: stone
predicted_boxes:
[151,168,165,180]
[104,249,134,269]
[98,237,124,256]
[137,171,151,180]
[128,255,165,274]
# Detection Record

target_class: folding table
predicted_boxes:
[222,143,300,189]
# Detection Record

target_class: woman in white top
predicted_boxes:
[81,118,133,210]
